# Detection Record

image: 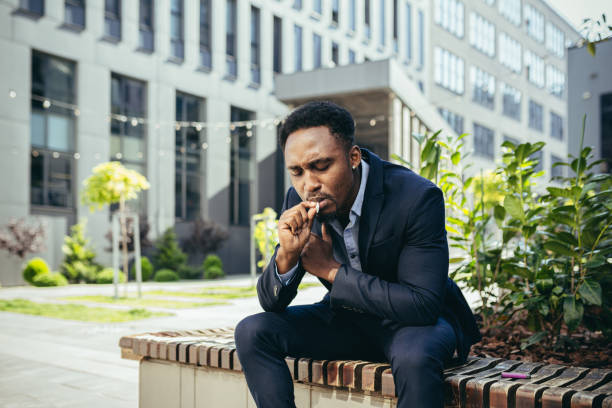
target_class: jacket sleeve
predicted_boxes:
[329,185,449,326]
[256,188,306,312]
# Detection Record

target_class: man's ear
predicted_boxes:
[349,145,361,168]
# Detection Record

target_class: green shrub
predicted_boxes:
[63,261,99,283]
[23,258,50,284]
[32,272,68,287]
[202,254,223,271]
[177,264,202,280]
[204,265,224,280]
[154,269,180,282]
[96,268,126,284]
[153,228,187,271]
[130,256,153,281]
[60,220,100,283]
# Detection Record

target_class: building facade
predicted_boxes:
[0,0,579,284]
[568,38,612,173]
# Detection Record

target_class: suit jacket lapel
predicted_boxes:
[358,149,385,273]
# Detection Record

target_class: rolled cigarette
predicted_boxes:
[501,372,530,379]
[316,202,320,214]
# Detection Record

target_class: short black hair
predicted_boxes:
[279,101,355,151]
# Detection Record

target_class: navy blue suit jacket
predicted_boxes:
[257,149,481,362]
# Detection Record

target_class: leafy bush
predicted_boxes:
[60,220,101,283]
[96,268,126,284]
[153,228,187,271]
[204,265,224,280]
[32,272,68,287]
[154,269,180,282]
[177,264,202,280]
[23,257,50,284]
[253,208,279,268]
[203,254,223,271]
[129,256,153,281]
[180,218,228,256]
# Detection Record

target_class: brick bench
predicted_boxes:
[119,328,612,408]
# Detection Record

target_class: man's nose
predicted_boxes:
[303,171,321,194]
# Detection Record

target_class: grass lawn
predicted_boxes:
[144,282,322,299]
[0,298,172,323]
[60,295,230,309]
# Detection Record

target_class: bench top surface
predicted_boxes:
[120,328,612,408]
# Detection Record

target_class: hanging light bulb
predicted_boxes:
[52,151,60,158]
[74,153,81,159]
[115,152,122,159]
[246,122,253,129]
[230,124,236,131]
[8,90,17,98]
[175,123,181,131]
[369,119,376,127]
[201,142,209,150]
[74,109,80,117]
[195,123,203,131]
[226,136,232,144]
[43,100,51,109]
[131,118,139,127]
[246,130,253,137]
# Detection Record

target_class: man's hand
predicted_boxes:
[276,202,318,274]
[301,224,340,283]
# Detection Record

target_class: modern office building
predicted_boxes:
[568,38,612,173]
[0,0,580,284]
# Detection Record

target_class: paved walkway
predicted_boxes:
[0,275,328,408]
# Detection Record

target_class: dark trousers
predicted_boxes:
[234,303,457,408]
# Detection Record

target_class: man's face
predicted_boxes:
[284,126,360,221]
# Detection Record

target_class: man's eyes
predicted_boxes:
[289,163,330,176]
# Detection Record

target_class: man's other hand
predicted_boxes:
[301,224,340,283]
[276,202,317,274]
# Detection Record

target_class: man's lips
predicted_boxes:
[310,198,332,211]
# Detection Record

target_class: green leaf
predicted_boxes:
[451,151,460,166]
[587,42,596,56]
[578,280,602,306]
[520,331,547,350]
[494,205,506,223]
[563,296,584,330]
[585,255,606,269]
[552,286,564,296]
[543,240,576,258]
[504,195,525,222]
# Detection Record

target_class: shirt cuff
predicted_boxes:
[275,260,299,286]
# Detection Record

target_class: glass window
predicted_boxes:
[546,22,565,58]
[176,92,204,221]
[139,0,154,52]
[20,0,44,16]
[200,0,212,69]
[170,0,184,59]
[524,4,544,42]
[404,2,412,62]
[418,9,424,67]
[434,47,464,94]
[469,12,495,57]
[528,99,543,131]
[601,93,612,173]
[438,108,464,135]
[273,16,282,73]
[313,0,322,15]
[332,0,339,25]
[294,24,303,71]
[226,0,237,78]
[501,82,521,121]
[546,64,565,98]
[230,107,255,226]
[530,149,543,172]
[293,0,302,10]
[251,6,261,85]
[434,0,464,38]
[65,0,85,28]
[498,0,520,26]
[393,0,399,51]
[550,154,564,179]
[550,111,563,140]
[364,0,371,40]
[332,42,339,66]
[104,0,121,39]
[349,49,356,64]
[470,66,495,109]
[313,33,322,68]
[30,51,76,210]
[473,123,495,159]
[379,0,386,47]
[499,32,522,73]
[525,49,544,88]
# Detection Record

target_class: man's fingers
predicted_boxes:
[321,223,332,243]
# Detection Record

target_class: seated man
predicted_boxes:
[235,101,480,408]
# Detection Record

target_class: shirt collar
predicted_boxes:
[350,159,370,218]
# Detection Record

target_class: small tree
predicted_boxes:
[0,218,46,259]
[153,228,187,271]
[81,161,149,296]
[60,219,101,283]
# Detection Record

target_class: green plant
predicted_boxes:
[153,228,187,271]
[96,268,126,284]
[204,265,224,280]
[154,269,180,282]
[23,257,50,284]
[202,254,223,271]
[32,272,68,287]
[60,220,101,283]
[130,256,153,281]
[0,218,46,259]
[177,264,202,280]
[253,208,279,268]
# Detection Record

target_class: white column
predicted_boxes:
[237,0,250,85]
[184,0,199,67]
[260,6,273,91]
[211,0,226,77]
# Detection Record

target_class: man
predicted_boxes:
[235,101,480,407]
